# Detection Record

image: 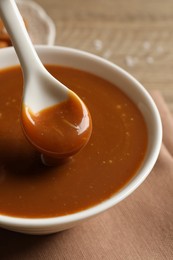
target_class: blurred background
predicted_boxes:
[29,0,173,112]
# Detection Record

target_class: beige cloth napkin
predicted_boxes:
[0,91,173,260]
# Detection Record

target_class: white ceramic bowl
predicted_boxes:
[0,46,162,234]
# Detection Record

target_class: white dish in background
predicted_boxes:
[16,0,56,45]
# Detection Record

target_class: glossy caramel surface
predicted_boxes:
[0,65,147,218]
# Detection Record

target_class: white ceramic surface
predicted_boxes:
[0,46,162,235]
[0,0,69,113]
[16,0,56,45]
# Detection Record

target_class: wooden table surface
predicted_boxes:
[35,0,173,113]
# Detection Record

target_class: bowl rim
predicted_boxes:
[0,45,162,228]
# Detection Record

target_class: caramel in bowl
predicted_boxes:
[0,46,162,234]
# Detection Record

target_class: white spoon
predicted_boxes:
[0,0,92,162]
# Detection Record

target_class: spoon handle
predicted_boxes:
[0,0,44,77]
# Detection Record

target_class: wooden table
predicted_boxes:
[35,0,173,113]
